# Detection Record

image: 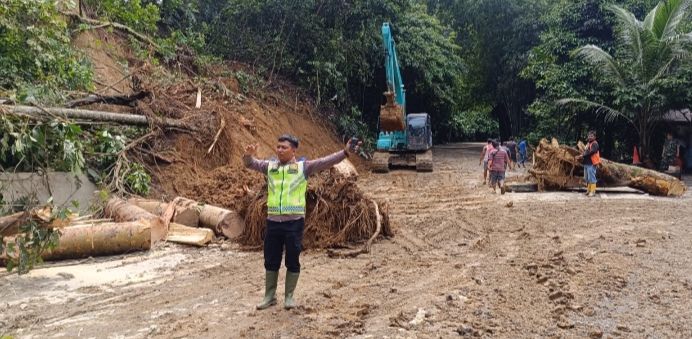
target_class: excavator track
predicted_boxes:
[372,152,391,173]
[415,150,433,172]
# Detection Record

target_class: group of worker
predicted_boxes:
[479,132,603,196]
[479,136,528,194]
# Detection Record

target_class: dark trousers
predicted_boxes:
[264,218,304,273]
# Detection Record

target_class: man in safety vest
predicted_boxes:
[576,130,601,197]
[243,134,361,310]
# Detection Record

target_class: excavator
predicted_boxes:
[372,23,433,173]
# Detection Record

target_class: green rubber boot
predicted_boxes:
[284,271,300,309]
[256,271,278,310]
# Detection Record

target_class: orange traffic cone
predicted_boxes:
[633,145,641,165]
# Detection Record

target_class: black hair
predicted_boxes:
[278,134,299,148]
[487,138,493,144]
[588,130,597,137]
[491,140,499,148]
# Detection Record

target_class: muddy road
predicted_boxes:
[2,143,691,338]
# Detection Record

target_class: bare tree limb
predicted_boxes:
[61,12,160,49]
[65,91,150,108]
[1,105,193,130]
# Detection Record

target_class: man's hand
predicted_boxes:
[575,155,583,161]
[345,138,363,155]
[244,143,259,157]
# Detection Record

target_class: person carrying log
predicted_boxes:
[576,130,601,197]
[243,134,361,310]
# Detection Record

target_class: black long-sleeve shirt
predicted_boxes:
[582,141,599,165]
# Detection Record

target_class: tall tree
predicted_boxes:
[559,0,692,161]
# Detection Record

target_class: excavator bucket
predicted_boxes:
[379,91,405,131]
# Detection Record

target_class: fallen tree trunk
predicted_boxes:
[332,159,358,178]
[65,91,151,108]
[42,220,152,260]
[197,202,245,239]
[531,139,686,197]
[0,206,60,237]
[167,222,213,247]
[1,105,191,130]
[128,198,200,227]
[0,211,30,237]
[105,198,167,243]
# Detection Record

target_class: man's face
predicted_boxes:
[667,134,673,140]
[588,133,596,141]
[276,141,296,163]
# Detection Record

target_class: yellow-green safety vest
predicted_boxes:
[267,160,308,215]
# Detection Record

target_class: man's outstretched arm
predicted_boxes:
[243,143,269,173]
[304,139,362,177]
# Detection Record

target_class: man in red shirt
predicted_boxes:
[488,140,510,194]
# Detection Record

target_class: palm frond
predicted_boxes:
[608,5,644,67]
[556,98,636,129]
[572,45,625,86]
[643,3,659,31]
[649,0,691,40]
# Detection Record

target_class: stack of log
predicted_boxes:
[1,197,245,263]
[528,138,686,197]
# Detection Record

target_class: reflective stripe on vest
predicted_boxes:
[589,141,601,165]
[266,161,308,215]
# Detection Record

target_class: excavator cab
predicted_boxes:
[406,113,432,151]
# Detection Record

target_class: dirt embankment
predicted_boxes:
[72,30,345,211]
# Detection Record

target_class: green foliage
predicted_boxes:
[449,105,500,140]
[521,0,663,153]
[201,0,465,141]
[83,0,160,34]
[123,162,151,196]
[234,70,264,95]
[333,107,375,152]
[431,0,548,138]
[559,0,692,160]
[3,218,60,274]
[0,0,92,104]
[0,116,86,173]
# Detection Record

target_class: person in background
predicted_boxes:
[576,130,601,197]
[517,137,528,168]
[505,137,518,170]
[488,140,510,194]
[660,132,681,172]
[479,139,495,185]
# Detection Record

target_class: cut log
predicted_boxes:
[1,105,191,130]
[531,138,687,197]
[105,198,167,243]
[0,206,61,237]
[128,198,200,227]
[65,91,151,108]
[198,203,245,239]
[42,220,152,260]
[126,198,169,215]
[0,211,29,237]
[332,158,358,178]
[166,222,213,247]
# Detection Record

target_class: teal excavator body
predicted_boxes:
[373,23,433,172]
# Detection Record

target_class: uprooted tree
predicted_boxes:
[530,138,686,197]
